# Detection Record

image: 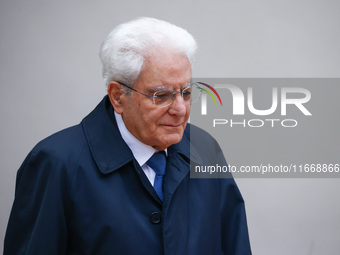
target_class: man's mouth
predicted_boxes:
[161,124,182,128]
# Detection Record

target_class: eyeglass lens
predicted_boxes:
[153,83,202,106]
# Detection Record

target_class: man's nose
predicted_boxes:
[168,94,188,116]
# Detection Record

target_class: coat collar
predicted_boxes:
[81,96,202,175]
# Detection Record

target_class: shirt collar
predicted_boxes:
[114,111,167,167]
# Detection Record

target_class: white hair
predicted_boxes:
[99,17,197,88]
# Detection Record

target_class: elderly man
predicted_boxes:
[4,18,252,254]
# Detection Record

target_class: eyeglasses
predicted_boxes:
[117,81,203,108]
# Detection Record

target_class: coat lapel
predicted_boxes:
[81,96,134,175]
[163,123,203,205]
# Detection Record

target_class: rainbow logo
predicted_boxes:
[196,82,223,106]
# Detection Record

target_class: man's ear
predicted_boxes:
[107,81,124,114]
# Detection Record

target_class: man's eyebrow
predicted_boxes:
[148,81,193,93]
[149,86,172,93]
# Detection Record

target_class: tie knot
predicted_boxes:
[147,151,166,176]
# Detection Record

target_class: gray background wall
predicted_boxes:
[1,0,339,254]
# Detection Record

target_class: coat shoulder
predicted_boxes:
[30,123,87,166]
[184,123,222,158]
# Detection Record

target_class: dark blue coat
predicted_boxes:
[4,96,251,254]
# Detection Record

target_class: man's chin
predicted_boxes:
[152,133,183,150]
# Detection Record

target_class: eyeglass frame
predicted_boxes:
[116,81,201,108]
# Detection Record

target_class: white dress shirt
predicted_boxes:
[114,112,167,186]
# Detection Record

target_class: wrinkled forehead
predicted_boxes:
[137,50,192,90]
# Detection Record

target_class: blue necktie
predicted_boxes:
[147,151,166,201]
